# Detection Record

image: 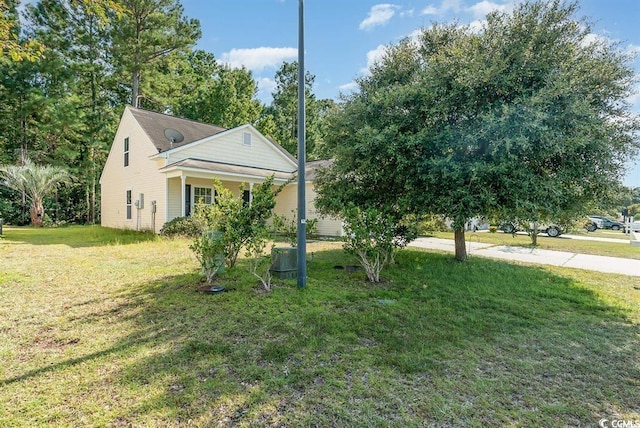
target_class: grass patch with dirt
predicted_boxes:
[1,226,639,426]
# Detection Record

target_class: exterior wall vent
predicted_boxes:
[243,132,252,147]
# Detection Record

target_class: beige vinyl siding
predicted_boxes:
[100,107,167,232]
[273,185,297,218]
[166,178,248,223]
[274,183,343,237]
[168,127,296,173]
[167,178,182,221]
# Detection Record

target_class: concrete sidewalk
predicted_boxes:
[409,237,640,276]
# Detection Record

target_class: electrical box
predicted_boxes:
[151,200,156,213]
[137,193,144,209]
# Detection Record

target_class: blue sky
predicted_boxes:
[182,0,640,187]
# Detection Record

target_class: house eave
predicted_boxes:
[160,164,293,184]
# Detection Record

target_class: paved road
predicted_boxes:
[409,237,640,277]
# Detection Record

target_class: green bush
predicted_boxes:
[341,205,416,283]
[160,216,202,238]
[189,176,283,285]
[416,214,449,235]
[271,210,318,246]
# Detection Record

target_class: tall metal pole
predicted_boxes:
[296,0,307,288]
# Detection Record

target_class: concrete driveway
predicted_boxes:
[409,237,640,276]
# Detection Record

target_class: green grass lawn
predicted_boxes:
[430,229,640,260]
[1,226,639,426]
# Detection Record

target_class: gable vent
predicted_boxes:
[243,132,252,147]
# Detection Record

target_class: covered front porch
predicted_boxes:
[160,158,294,223]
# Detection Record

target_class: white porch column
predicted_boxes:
[249,182,254,206]
[165,175,169,222]
[180,174,186,217]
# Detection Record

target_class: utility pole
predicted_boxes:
[296,0,307,288]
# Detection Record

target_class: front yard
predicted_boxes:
[1,226,639,426]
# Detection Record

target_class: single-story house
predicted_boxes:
[99,106,342,236]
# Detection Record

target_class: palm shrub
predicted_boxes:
[0,157,71,227]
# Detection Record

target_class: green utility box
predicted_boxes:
[270,247,297,279]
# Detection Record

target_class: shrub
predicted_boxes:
[271,210,318,246]
[245,229,274,291]
[342,205,415,283]
[190,230,226,284]
[415,214,449,235]
[189,176,283,284]
[160,216,202,238]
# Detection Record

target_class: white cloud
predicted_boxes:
[257,77,277,94]
[581,32,609,47]
[421,5,439,15]
[421,0,462,16]
[627,83,640,112]
[339,81,358,92]
[466,0,509,19]
[626,43,640,55]
[361,44,389,74]
[468,19,485,33]
[359,4,399,30]
[400,8,415,18]
[254,77,277,104]
[220,47,297,72]
[407,28,423,42]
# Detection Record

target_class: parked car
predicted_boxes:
[500,222,563,237]
[588,216,624,231]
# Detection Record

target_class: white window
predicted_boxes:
[126,190,132,220]
[243,132,252,147]
[124,137,130,167]
[194,187,213,205]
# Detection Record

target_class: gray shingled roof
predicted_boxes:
[305,159,333,181]
[128,106,227,153]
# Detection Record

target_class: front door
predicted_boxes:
[185,184,191,216]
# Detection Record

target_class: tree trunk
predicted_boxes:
[531,223,538,246]
[132,68,140,107]
[30,199,44,227]
[454,227,467,261]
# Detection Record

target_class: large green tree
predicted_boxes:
[0,0,43,61]
[167,50,263,129]
[316,0,639,261]
[25,0,119,223]
[264,61,333,159]
[110,0,200,108]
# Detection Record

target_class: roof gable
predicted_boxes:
[127,106,227,153]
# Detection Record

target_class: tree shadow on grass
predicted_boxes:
[1,225,159,248]
[3,249,639,426]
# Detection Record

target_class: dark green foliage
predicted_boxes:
[271,209,318,246]
[264,61,335,159]
[190,175,284,273]
[159,216,201,238]
[168,51,263,129]
[317,0,639,260]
